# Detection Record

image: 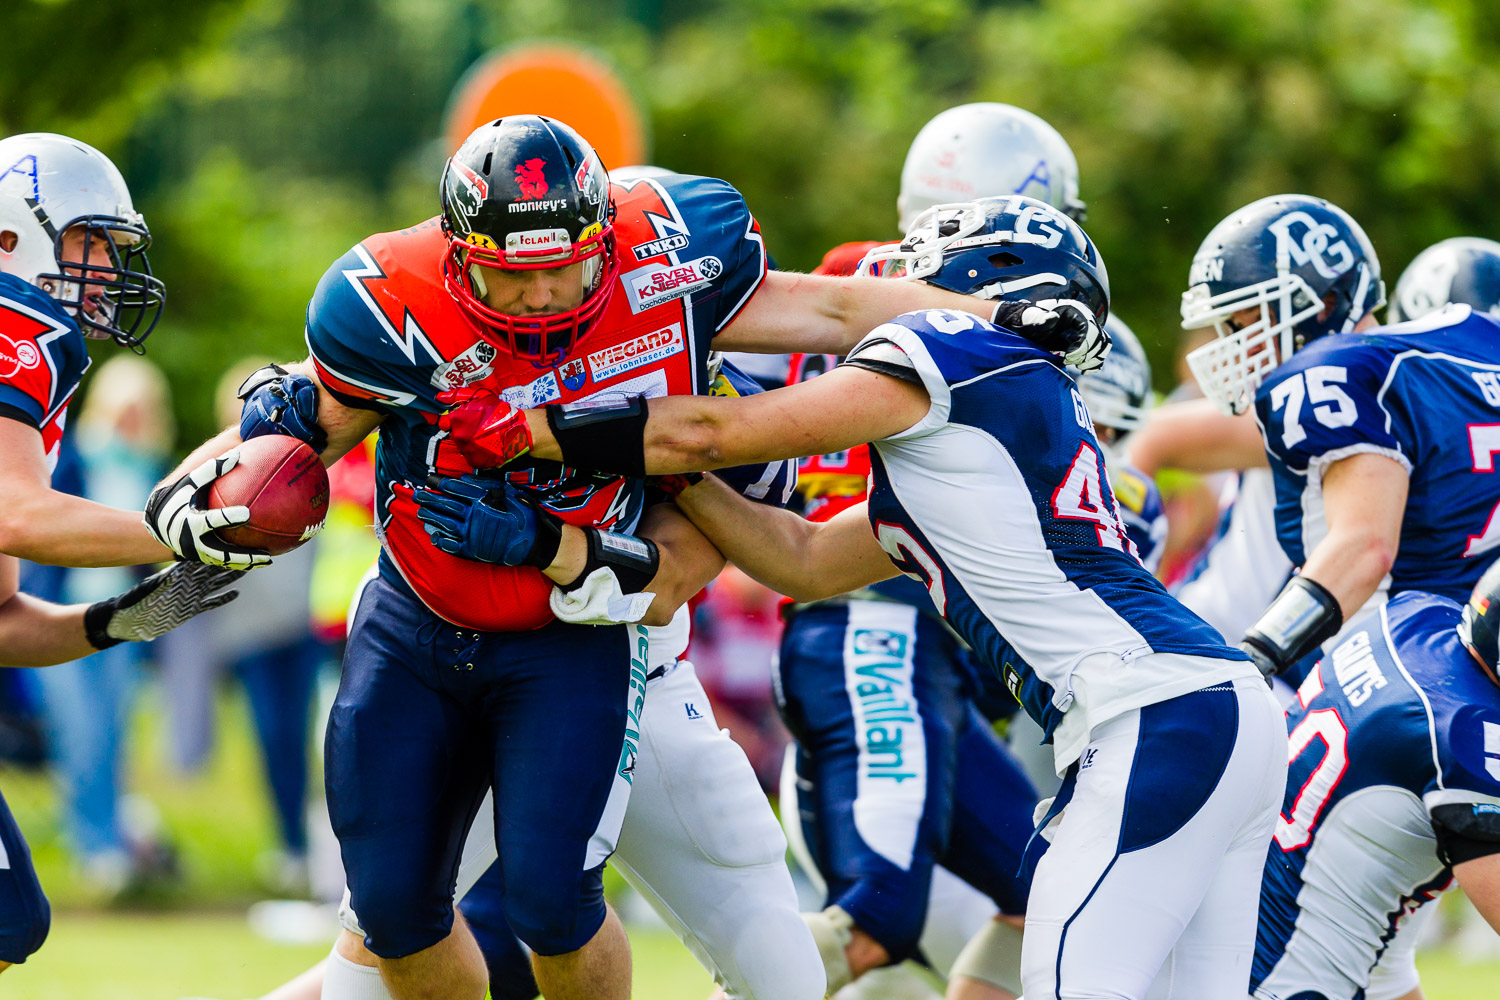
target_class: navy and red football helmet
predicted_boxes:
[440,115,617,364]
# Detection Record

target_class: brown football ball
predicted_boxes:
[207,436,330,555]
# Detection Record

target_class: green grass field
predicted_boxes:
[3,682,1498,998]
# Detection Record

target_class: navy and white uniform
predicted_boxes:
[1257,304,1500,607]
[1252,592,1500,1000]
[847,309,1285,1000]
[775,352,1041,967]
[0,272,90,965]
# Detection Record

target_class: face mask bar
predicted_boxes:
[1181,272,1323,416]
[37,216,166,351]
[857,202,989,280]
[442,226,620,365]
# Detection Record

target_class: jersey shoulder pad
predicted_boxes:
[0,272,83,427]
[613,174,766,331]
[305,236,442,412]
[1254,333,1404,472]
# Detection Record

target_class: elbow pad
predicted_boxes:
[1242,575,1343,678]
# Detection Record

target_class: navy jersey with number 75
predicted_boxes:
[1256,304,1500,602]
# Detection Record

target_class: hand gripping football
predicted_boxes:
[207,436,330,555]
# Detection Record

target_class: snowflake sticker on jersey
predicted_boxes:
[587,323,684,383]
[499,370,561,408]
[430,340,497,391]
[621,257,722,313]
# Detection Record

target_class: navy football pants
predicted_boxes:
[327,573,635,959]
[0,784,48,964]
[777,600,1038,961]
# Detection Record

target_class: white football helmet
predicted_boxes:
[0,132,164,348]
[1388,236,1500,323]
[898,103,1085,232]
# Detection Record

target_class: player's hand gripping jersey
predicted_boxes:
[0,272,90,474]
[1252,592,1500,998]
[846,309,1249,766]
[1257,304,1500,602]
[306,174,765,631]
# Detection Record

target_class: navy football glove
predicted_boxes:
[412,474,563,568]
[238,364,328,452]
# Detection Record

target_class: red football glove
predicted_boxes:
[436,387,535,470]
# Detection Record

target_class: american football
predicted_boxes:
[208,435,328,554]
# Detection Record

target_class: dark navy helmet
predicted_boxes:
[860,195,1109,325]
[440,115,616,364]
[1077,313,1150,442]
[1389,237,1500,324]
[1460,557,1500,680]
[1181,194,1384,415]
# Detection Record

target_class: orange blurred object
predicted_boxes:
[444,45,647,168]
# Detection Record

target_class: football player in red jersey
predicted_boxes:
[0,132,244,976]
[153,116,1100,1000]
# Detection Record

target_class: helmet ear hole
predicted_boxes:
[988,251,1023,269]
[0,231,16,253]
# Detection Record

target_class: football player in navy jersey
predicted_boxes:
[1179,195,1500,686]
[1250,561,1500,1000]
[435,195,1285,1000]
[152,117,1103,1000]
[0,132,243,976]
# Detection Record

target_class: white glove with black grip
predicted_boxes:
[144,449,271,569]
[83,562,245,649]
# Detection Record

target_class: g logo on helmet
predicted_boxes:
[1268,211,1354,280]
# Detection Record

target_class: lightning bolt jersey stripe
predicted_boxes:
[304,175,768,631]
[0,272,89,475]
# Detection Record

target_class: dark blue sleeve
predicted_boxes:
[710,359,797,507]
[305,246,433,416]
[665,176,767,334]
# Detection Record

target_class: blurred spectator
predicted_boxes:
[155,359,331,894]
[32,356,175,896]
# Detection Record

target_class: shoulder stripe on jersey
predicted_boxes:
[718,213,766,332]
[951,356,1056,391]
[343,245,445,366]
[1376,348,1500,437]
[1378,603,1444,790]
[306,328,416,407]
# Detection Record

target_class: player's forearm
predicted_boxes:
[716,273,991,355]
[166,425,244,485]
[1126,400,1268,475]
[525,397,794,473]
[633,504,728,626]
[0,592,94,666]
[0,489,170,567]
[674,476,890,602]
[1299,454,1408,617]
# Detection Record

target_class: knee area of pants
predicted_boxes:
[728,905,827,1000]
[506,895,606,958]
[0,899,50,964]
[349,888,451,959]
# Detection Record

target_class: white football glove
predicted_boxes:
[143,449,272,569]
[549,567,656,625]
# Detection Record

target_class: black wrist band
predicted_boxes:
[1244,575,1344,677]
[522,508,566,569]
[562,527,660,594]
[545,396,649,477]
[83,600,124,650]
